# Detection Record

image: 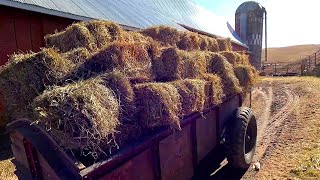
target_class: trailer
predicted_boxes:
[7,94,257,180]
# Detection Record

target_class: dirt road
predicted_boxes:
[242,77,320,179]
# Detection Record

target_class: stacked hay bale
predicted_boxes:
[0,48,74,121]
[0,20,257,160]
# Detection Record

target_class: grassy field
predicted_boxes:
[262,44,320,63]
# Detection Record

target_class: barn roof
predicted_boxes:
[0,0,247,47]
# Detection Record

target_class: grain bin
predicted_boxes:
[235,1,267,71]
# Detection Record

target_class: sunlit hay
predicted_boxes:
[61,48,91,65]
[219,51,244,65]
[83,20,123,49]
[32,78,120,156]
[199,35,220,52]
[240,52,250,65]
[98,71,135,121]
[177,32,201,51]
[121,31,154,43]
[234,64,258,91]
[216,38,232,51]
[134,83,182,130]
[73,41,157,82]
[45,23,97,52]
[140,26,181,46]
[152,47,207,81]
[0,48,73,122]
[201,73,224,107]
[171,79,206,116]
[207,53,242,97]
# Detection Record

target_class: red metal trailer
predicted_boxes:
[7,94,257,180]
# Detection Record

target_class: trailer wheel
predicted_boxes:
[225,107,257,169]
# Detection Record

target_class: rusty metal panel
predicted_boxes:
[196,110,217,162]
[219,96,240,134]
[159,124,193,180]
[36,150,60,180]
[100,148,155,180]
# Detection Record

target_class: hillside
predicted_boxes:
[262,44,320,63]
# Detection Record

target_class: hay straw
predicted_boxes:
[61,48,91,65]
[207,53,242,97]
[152,47,207,81]
[121,31,153,43]
[98,71,135,121]
[201,73,224,106]
[72,41,157,83]
[83,20,123,49]
[0,48,73,121]
[140,26,180,46]
[219,51,243,65]
[217,38,232,51]
[234,64,257,91]
[134,83,182,130]
[177,32,201,51]
[45,23,97,52]
[199,35,220,52]
[171,79,206,116]
[32,78,120,156]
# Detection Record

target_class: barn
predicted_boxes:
[0,0,248,122]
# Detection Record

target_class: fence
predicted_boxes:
[262,49,320,76]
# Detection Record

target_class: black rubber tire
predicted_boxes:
[225,107,257,169]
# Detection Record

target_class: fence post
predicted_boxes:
[315,53,317,67]
[274,63,277,75]
[309,56,311,69]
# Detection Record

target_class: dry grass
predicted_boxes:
[201,73,224,106]
[32,78,120,158]
[98,71,135,121]
[234,64,258,91]
[140,26,180,47]
[171,79,206,116]
[134,82,182,130]
[0,48,73,122]
[216,38,232,51]
[177,32,201,51]
[61,47,91,65]
[199,35,219,52]
[72,41,157,83]
[219,51,246,65]
[152,47,207,81]
[207,53,242,97]
[83,20,123,49]
[45,23,97,52]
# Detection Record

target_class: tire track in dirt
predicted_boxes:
[254,87,299,161]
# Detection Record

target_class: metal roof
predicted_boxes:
[0,0,246,47]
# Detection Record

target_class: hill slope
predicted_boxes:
[262,44,320,63]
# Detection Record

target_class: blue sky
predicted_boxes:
[193,0,320,47]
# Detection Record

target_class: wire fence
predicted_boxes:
[262,49,320,76]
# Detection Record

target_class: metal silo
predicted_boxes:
[235,1,267,71]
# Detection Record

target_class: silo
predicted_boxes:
[235,1,267,71]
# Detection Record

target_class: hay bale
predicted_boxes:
[177,32,201,51]
[72,42,157,83]
[61,48,91,65]
[219,51,243,65]
[32,78,120,155]
[134,83,182,130]
[83,20,123,49]
[98,71,135,121]
[0,48,73,121]
[199,35,220,52]
[152,47,207,81]
[121,31,153,43]
[171,79,206,116]
[140,26,180,46]
[201,74,224,106]
[45,23,97,52]
[234,65,257,90]
[207,53,242,97]
[217,38,232,51]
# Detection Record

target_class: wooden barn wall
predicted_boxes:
[0,5,75,66]
[0,5,75,117]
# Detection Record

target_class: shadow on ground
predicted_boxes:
[193,146,247,180]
